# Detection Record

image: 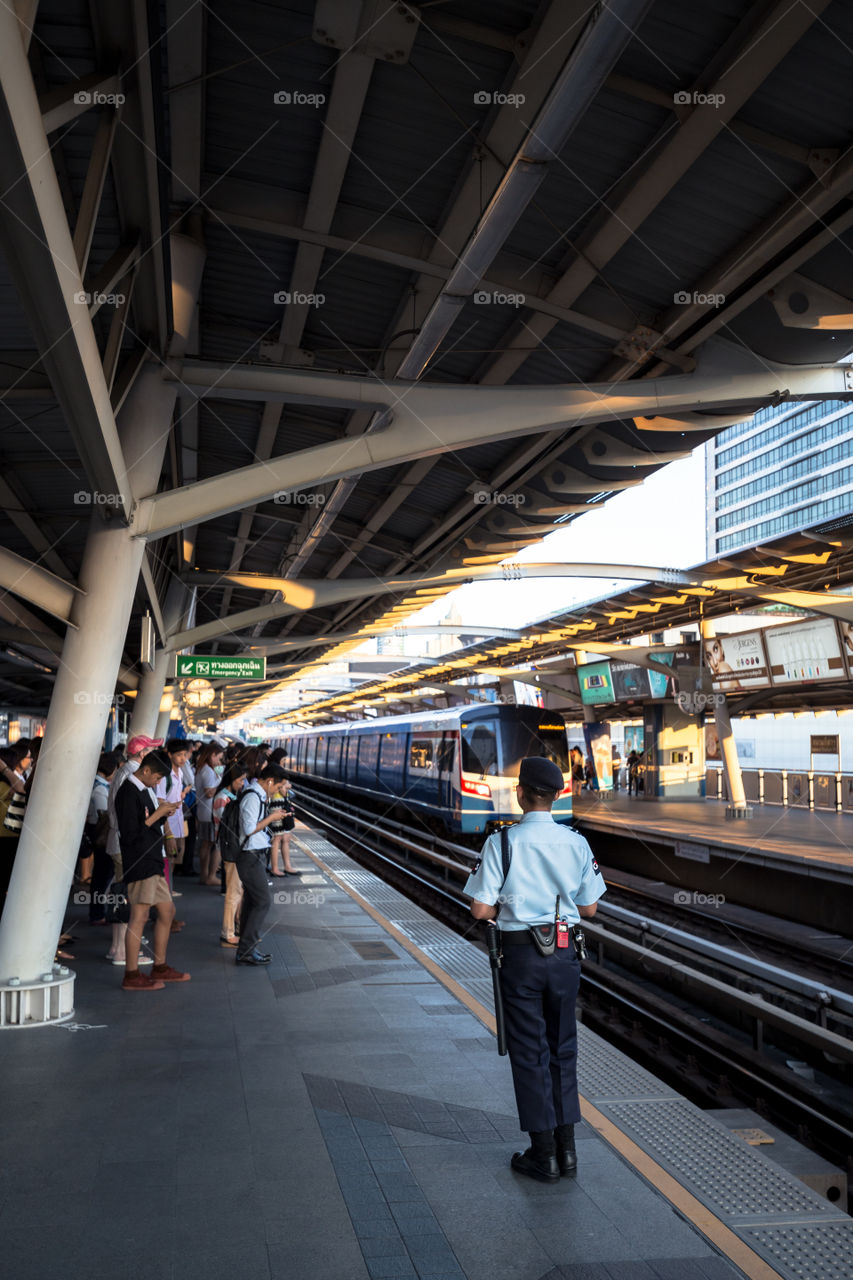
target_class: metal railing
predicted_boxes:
[706,765,853,812]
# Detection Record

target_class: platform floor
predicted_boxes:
[2,828,848,1280]
[574,790,853,871]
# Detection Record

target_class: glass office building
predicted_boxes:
[705,399,853,557]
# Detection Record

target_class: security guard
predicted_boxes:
[464,756,605,1183]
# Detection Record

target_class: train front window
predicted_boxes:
[499,719,569,777]
[460,721,498,776]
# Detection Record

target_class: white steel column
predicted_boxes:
[701,619,752,820]
[127,579,194,739]
[155,693,176,741]
[0,368,177,1017]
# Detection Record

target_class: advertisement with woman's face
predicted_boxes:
[703,631,769,690]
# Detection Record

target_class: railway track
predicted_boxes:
[292,784,853,1190]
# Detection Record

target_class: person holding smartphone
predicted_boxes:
[114,750,190,992]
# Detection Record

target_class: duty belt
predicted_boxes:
[501,929,548,946]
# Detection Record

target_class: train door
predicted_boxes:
[437,732,457,814]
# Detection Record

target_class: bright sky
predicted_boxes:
[243,445,708,723]
[405,444,708,630]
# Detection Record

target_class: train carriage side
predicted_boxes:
[277,705,571,836]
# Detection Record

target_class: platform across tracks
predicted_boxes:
[3,823,851,1280]
[572,791,853,934]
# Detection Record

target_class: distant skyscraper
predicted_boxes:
[705,397,853,558]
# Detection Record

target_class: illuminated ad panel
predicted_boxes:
[578,660,615,705]
[765,617,845,684]
[703,630,770,691]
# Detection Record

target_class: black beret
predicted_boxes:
[518,756,564,792]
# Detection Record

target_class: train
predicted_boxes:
[273,703,572,836]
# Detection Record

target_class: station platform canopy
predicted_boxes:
[3,1,853,722]
[268,523,853,723]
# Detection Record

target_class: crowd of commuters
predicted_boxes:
[0,733,300,992]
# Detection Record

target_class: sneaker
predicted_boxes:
[113,955,154,966]
[171,890,183,898]
[121,971,165,992]
[151,964,191,983]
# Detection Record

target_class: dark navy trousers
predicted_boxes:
[499,943,582,1133]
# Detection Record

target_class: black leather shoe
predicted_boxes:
[510,1148,560,1183]
[235,951,271,966]
[556,1144,578,1176]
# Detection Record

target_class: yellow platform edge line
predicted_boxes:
[296,837,785,1280]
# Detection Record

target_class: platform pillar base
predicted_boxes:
[725,805,754,821]
[0,968,74,1028]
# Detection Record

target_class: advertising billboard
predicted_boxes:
[610,661,651,701]
[703,630,770,691]
[583,721,613,790]
[765,616,845,684]
[578,660,614,705]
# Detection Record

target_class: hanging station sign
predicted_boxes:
[174,654,267,681]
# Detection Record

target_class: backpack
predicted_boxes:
[218,790,255,861]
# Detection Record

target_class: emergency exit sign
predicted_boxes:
[175,654,266,681]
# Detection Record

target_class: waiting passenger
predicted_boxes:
[86,751,120,927]
[267,778,298,877]
[234,764,287,966]
[114,750,190,992]
[155,739,192,895]
[194,741,225,885]
[213,763,248,947]
[0,742,33,899]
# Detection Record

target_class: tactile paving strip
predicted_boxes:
[601,1097,834,1219]
[740,1220,853,1278]
[576,1023,681,1101]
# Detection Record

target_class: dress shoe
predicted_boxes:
[510,1148,560,1183]
[235,950,271,966]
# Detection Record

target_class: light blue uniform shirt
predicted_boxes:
[463,810,605,929]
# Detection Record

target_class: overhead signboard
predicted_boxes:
[578,660,614,705]
[765,617,844,685]
[703,629,770,691]
[175,654,267,681]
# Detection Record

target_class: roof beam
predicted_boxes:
[0,8,131,516]
[169,563,704,651]
[279,0,640,588]
[482,0,832,387]
[215,44,375,629]
[135,357,851,541]
[39,69,122,134]
[208,185,657,350]
[0,545,80,623]
[244,624,520,658]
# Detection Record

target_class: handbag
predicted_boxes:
[3,790,27,834]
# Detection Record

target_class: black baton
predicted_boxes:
[484,921,508,1056]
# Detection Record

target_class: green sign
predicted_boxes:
[578,660,614,706]
[175,654,266,681]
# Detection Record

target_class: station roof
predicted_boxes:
[270,523,853,723]
[3,1,853,718]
